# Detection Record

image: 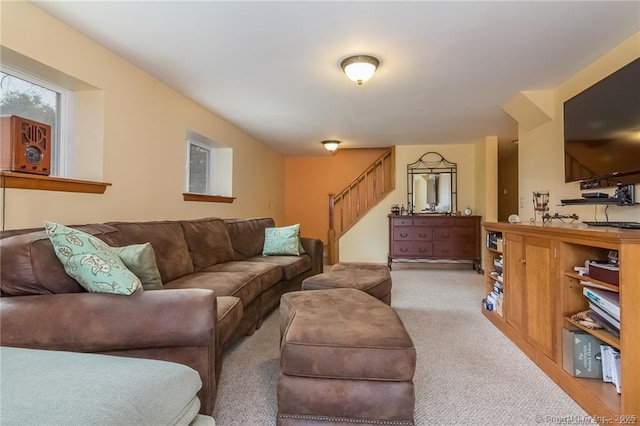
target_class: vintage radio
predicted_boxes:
[0,115,52,175]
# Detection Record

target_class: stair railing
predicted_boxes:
[327,147,395,264]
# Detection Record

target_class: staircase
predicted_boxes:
[327,147,395,265]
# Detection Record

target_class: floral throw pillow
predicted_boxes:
[262,223,301,256]
[45,221,143,295]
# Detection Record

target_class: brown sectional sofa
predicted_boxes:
[0,217,323,416]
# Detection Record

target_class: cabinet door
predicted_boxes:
[524,237,556,359]
[504,233,525,333]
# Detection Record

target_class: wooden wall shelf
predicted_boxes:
[0,171,111,194]
[182,193,235,203]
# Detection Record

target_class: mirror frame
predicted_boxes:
[407,152,458,214]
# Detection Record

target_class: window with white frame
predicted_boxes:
[0,66,75,177]
[185,131,232,196]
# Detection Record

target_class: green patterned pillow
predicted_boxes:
[262,224,301,256]
[44,221,142,295]
[112,243,163,290]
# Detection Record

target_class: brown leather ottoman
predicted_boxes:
[277,288,416,425]
[301,262,392,305]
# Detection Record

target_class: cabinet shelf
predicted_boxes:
[564,271,619,293]
[486,246,502,255]
[565,317,620,350]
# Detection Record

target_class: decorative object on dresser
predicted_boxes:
[0,115,51,175]
[407,151,457,215]
[388,214,481,271]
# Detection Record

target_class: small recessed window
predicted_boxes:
[0,67,75,177]
[185,131,233,197]
[188,140,212,194]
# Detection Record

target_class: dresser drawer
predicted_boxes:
[433,242,480,258]
[392,218,413,227]
[391,242,433,257]
[433,228,478,241]
[393,227,433,241]
[454,217,479,227]
[413,217,454,227]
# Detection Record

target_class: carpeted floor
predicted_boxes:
[213,268,589,425]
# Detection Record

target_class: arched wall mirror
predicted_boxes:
[407,152,457,214]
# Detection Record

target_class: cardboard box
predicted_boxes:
[562,328,603,378]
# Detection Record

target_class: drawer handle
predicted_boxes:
[519,258,526,264]
[419,248,428,253]
[419,233,427,238]
[400,233,408,238]
[400,248,408,253]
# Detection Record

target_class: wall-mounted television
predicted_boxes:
[563,58,640,188]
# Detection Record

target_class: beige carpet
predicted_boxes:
[213,268,589,425]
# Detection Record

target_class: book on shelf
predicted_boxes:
[588,303,620,330]
[600,345,621,394]
[578,279,614,291]
[562,328,603,378]
[583,287,620,321]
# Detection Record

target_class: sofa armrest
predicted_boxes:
[301,237,324,275]
[0,289,216,353]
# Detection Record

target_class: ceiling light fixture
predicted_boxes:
[322,140,341,152]
[340,55,380,85]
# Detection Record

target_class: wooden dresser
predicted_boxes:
[387,214,481,270]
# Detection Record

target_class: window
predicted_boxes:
[188,140,212,194]
[185,131,233,197]
[0,66,75,177]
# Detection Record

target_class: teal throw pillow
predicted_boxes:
[263,224,301,256]
[44,221,143,295]
[112,243,163,290]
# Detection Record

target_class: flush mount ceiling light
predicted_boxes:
[340,55,380,85]
[322,140,341,152]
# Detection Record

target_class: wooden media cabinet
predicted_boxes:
[482,222,639,423]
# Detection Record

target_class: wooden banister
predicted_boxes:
[327,147,395,264]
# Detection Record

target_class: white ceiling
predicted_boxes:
[33,1,640,156]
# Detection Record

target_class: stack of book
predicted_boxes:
[582,287,620,337]
[575,286,621,393]
[483,279,503,317]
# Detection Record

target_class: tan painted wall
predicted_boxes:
[519,33,640,223]
[0,1,285,229]
[340,143,478,263]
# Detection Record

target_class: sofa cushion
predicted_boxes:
[245,255,311,281]
[0,346,208,425]
[224,217,275,260]
[0,225,119,296]
[44,222,142,295]
[164,271,262,307]
[107,221,194,283]
[181,218,234,271]
[201,261,282,292]
[216,296,243,349]
[262,224,301,256]
[112,243,163,290]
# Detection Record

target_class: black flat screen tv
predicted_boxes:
[563,58,640,187]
